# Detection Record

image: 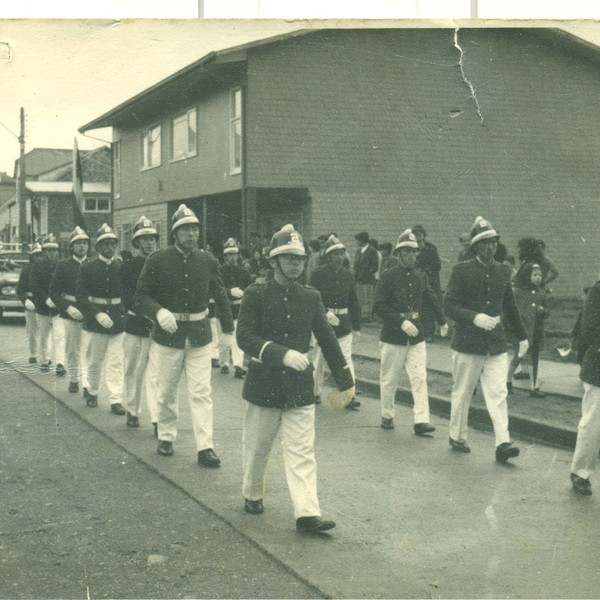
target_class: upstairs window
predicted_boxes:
[230,88,242,175]
[83,197,111,213]
[141,124,161,169]
[171,108,197,161]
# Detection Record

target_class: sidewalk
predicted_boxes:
[353,323,584,450]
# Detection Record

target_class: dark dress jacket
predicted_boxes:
[579,280,600,387]
[49,256,87,320]
[353,245,379,285]
[16,263,33,304]
[374,264,445,346]
[30,257,59,317]
[77,257,126,335]
[219,263,253,320]
[136,246,233,349]
[122,255,153,338]
[309,264,361,338]
[416,241,442,297]
[444,258,527,356]
[236,279,354,409]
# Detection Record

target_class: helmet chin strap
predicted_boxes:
[273,257,300,285]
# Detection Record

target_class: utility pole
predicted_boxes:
[17,107,28,248]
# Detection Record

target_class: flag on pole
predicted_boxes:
[72,137,87,230]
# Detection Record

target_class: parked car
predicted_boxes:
[0,246,29,319]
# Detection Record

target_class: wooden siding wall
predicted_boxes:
[245,28,600,295]
[113,85,242,213]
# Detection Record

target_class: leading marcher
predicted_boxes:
[136,204,234,467]
[443,216,528,463]
[17,243,42,365]
[236,224,354,533]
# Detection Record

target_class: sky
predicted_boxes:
[1,7,599,176]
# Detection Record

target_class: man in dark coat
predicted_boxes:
[77,224,126,413]
[412,225,442,342]
[30,234,65,375]
[570,279,600,495]
[17,243,42,364]
[374,229,447,434]
[237,224,354,533]
[136,204,234,467]
[444,216,528,463]
[121,216,159,430]
[353,230,379,322]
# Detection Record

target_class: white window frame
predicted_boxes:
[170,108,197,162]
[230,88,242,175]
[83,196,111,213]
[141,124,162,170]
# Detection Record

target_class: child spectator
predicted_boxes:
[507,262,548,397]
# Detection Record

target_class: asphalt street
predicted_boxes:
[1,317,600,599]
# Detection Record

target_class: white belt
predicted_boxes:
[88,296,121,305]
[26,292,33,298]
[63,294,76,302]
[127,310,136,316]
[171,309,208,322]
[328,307,349,315]
[232,299,242,305]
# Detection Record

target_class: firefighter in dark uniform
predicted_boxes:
[122,216,159,429]
[77,223,126,413]
[17,243,42,364]
[570,278,600,495]
[309,234,361,410]
[49,226,90,394]
[30,234,66,375]
[237,224,354,533]
[374,229,447,434]
[444,216,528,463]
[219,237,252,378]
[136,204,234,467]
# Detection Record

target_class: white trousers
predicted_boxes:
[123,333,157,421]
[25,309,38,358]
[210,317,221,361]
[571,383,600,480]
[150,340,213,451]
[313,333,354,396]
[379,341,429,423]
[36,313,65,366]
[449,351,510,447]
[218,318,244,369]
[242,402,320,519]
[85,331,124,404]
[63,318,88,386]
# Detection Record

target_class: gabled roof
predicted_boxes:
[15,148,72,179]
[0,171,15,184]
[79,29,315,132]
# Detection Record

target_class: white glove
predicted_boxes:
[156,308,177,334]
[24,299,35,312]
[473,313,499,331]
[401,320,418,337]
[283,350,310,372]
[220,333,234,349]
[352,330,361,343]
[95,312,114,329]
[326,311,340,327]
[66,305,83,321]
[518,339,530,358]
[440,323,449,338]
[45,297,57,309]
[230,287,244,299]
